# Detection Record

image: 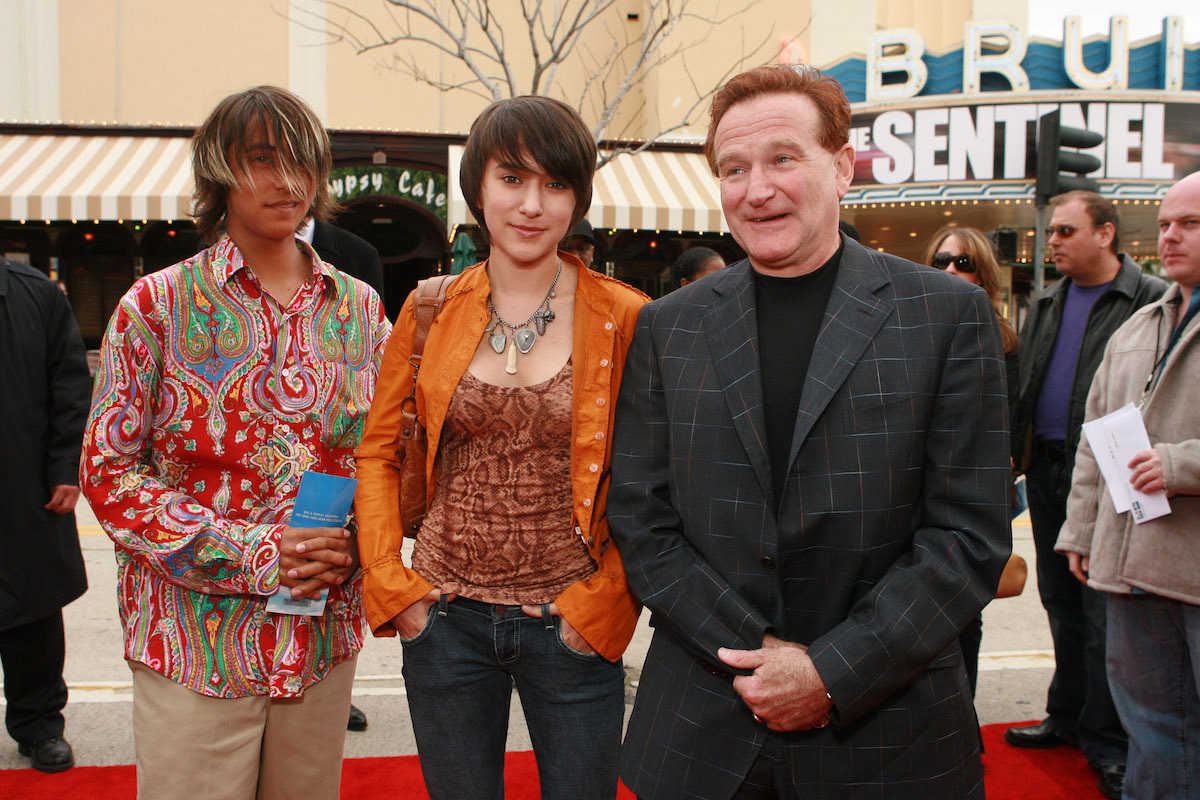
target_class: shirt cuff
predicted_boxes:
[244,523,285,595]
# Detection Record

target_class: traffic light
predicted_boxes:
[994,229,1017,262]
[1035,110,1103,205]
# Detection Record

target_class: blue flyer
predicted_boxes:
[266,471,358,616]
[1010,474,1029,521]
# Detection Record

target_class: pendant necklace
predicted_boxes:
[487,260,562,375]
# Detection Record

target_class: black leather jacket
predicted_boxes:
[1012,254,1167,469]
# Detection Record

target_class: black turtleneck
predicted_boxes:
[753,242,843,505]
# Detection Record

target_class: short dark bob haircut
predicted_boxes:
[704,65,850,176]
[459,96,597,242]
[191,85,338,244]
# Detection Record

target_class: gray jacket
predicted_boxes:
[1012,254,1167,468]
[609,240,1010,799]
[1056,284,1200,603]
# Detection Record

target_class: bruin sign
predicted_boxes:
[868,17,1192,102]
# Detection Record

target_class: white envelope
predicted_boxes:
[1080,403,1172,523]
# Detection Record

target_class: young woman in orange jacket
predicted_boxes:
[355,96,647,799]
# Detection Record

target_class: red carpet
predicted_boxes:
[0,721,1108,798]
[981,720,1108,799]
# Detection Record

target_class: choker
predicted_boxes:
[487,260,562,375]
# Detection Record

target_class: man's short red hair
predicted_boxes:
[704,65,851,176]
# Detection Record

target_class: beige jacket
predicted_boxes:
[1056,284,1200,603]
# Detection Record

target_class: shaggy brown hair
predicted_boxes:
[458,96,597,242]
[191,86,337,243]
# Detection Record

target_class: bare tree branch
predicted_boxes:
[297,0,784,155]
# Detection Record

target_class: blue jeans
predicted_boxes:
[1108,593,1200,799]
[401,595,625,800]
[1027,454,1127,764]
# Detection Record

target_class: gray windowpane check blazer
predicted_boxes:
[608,236,1012,800]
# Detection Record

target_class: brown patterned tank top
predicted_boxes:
[412,358,596,604]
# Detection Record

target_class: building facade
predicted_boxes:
[2,1,1197,337]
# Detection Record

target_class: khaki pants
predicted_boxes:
[130,655,357,800]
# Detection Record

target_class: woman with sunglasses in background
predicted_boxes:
[922,225,1020,701]
[924,226,1019,368]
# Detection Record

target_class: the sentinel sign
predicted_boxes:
[850,100,1200,187]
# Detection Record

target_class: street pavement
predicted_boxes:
[0,499,1054,770]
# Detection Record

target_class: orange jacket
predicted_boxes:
[355,255,648,661]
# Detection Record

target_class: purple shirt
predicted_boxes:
[1033,280,1112,442]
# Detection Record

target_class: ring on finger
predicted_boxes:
[813,716,830,729]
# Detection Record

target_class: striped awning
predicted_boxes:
[448,145,727,234]
[0,133,193,222]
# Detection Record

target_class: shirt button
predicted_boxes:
[583,498,592,507]
[604,322,614,331]
[594,432,604,440]
[761,556,777,569]
[600,358,609,367]
[589,463,599,473]
[596,398,605,406]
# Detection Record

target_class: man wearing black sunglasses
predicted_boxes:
[1008,190,1167,799]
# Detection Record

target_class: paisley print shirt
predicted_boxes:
[81,236,390,699]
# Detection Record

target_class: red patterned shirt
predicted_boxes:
[82,236,390,698]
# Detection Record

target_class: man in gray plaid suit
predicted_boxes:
[608,65,1012,799]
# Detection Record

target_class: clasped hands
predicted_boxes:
[718,634,834,731]
[279,523,358,599]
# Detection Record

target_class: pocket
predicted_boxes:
[554,617,602,661]
[399,604,439,646]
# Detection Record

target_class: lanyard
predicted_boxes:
[1140,290,1200,409]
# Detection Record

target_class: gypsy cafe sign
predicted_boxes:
[328,166,447,222]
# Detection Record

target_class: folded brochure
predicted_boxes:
[266,471,358,616]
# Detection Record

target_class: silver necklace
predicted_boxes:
[486,260,562,375]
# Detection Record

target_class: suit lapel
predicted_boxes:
[311,223,340,265]
[787,242,893,465]
[703,263,773,500]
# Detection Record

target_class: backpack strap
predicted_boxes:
[411,274,456,360]
[399,274,456,440]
